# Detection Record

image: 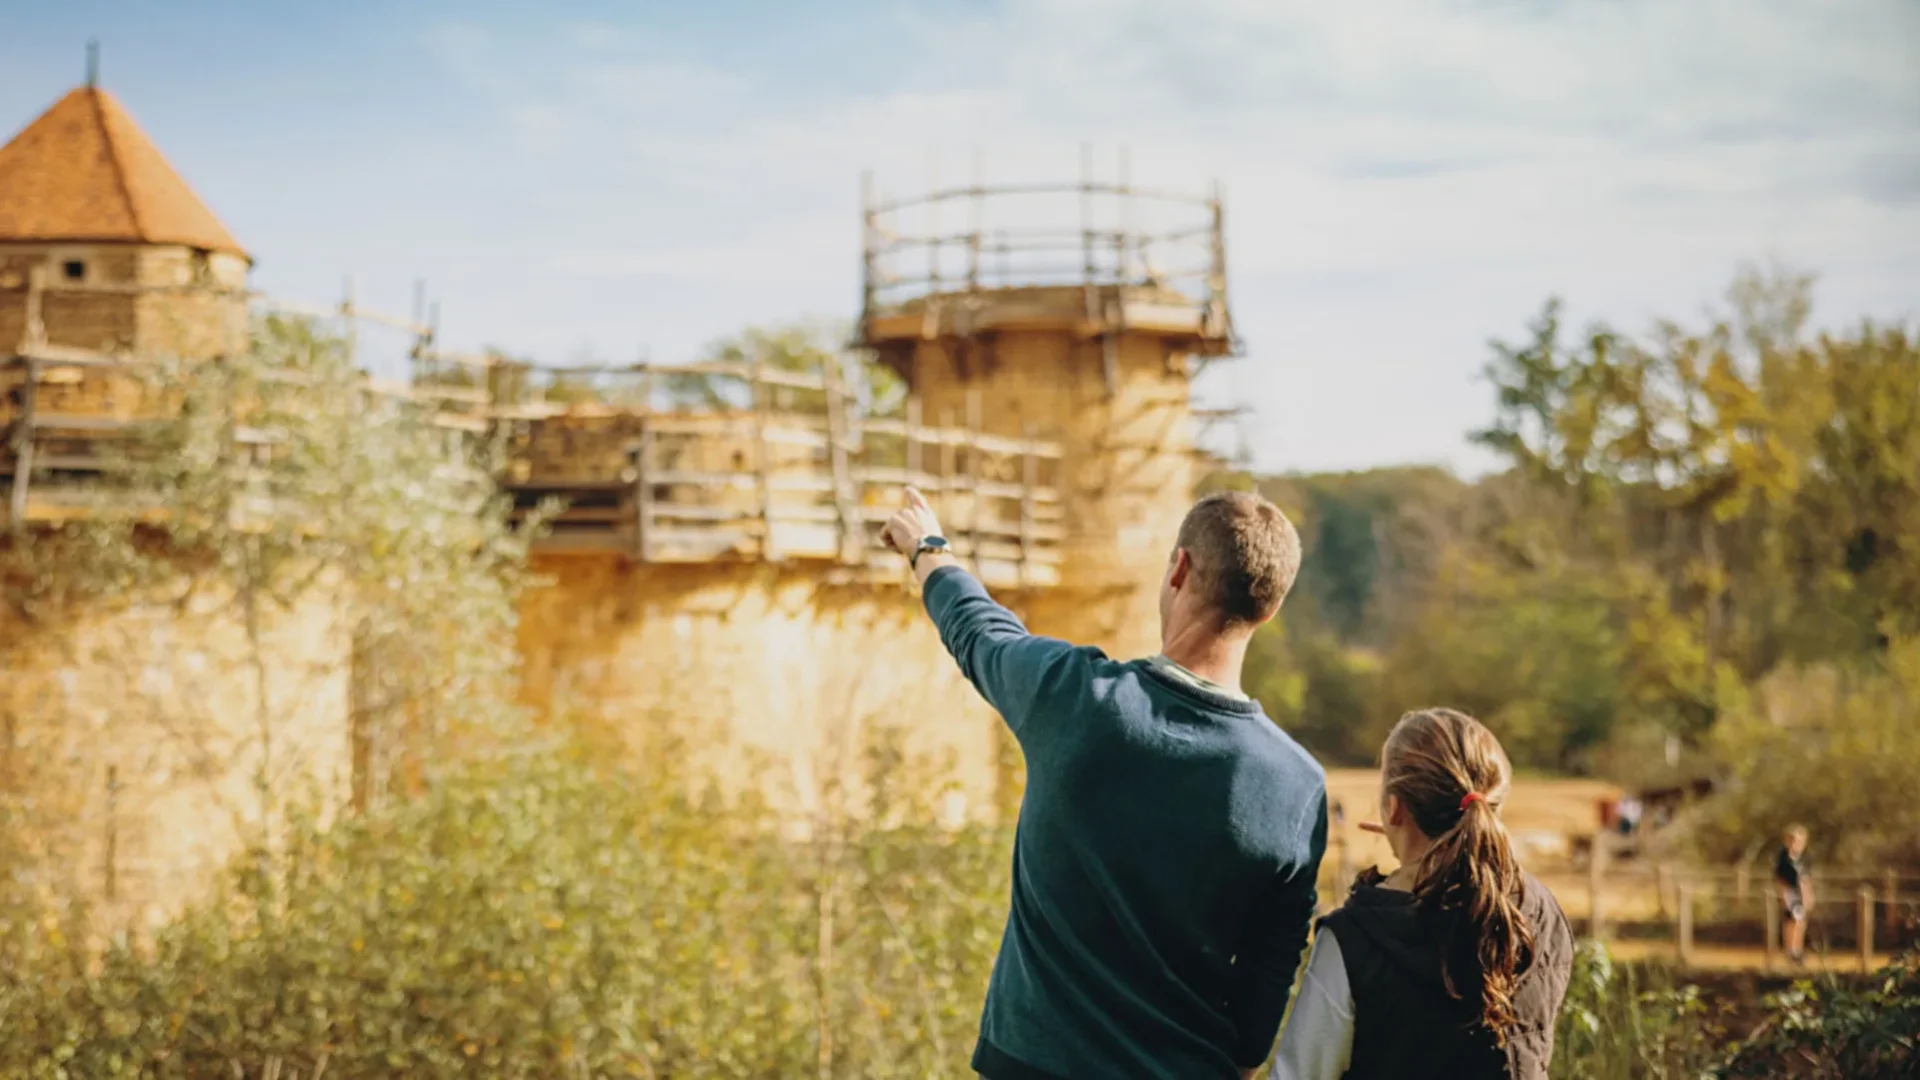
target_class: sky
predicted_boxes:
[3,0,1916,474]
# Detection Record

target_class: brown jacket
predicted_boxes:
[1318,872,1573,1080]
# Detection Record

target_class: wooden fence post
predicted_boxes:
[1858,886,1876,972]
[965,387,983,567]
[8,356,37,524]
[751,357,776,562]
[1657,862,1674,919]
[1764,889,1781,972]
[1676,884,1695,966]
[104,764,119,903]
[1019,423,1036,587]
[1735,862,1750,907]
[823,361,858,564]
[906,396,923,481]
[1587,838,1606,942]
[1885,869,1899,936]
[632,374,653,562]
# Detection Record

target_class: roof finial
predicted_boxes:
[86,39,100,88]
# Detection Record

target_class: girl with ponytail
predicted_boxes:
[1269,708,1573,1080]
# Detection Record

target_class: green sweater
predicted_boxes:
[924,567,1328,1079]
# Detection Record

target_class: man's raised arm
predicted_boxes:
[882,488,1079,738]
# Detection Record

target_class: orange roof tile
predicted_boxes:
[0,86,246,258]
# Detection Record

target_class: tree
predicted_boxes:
[0,313,536,927]
[665,321,906,420]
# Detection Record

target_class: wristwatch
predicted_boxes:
[910,535,950,570]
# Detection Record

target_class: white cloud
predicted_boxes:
[422,0,1920,473]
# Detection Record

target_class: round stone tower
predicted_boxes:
[857,172,1237,659]
[1,75,253,526]
[0,78,250,365]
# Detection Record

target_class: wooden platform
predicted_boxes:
[5,344,1068,585]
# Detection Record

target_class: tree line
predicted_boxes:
[1225,264,1920,867]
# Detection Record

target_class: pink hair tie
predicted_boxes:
[1459,791,1486,811]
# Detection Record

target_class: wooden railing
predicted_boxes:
[858,163,1237,361]
[487,360,1064,585]
[2,277,1067,586]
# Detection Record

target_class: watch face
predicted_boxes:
[922,536,949,551]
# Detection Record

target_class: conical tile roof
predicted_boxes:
[0,86,246,258]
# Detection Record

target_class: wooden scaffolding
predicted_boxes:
[1,271,1065,588]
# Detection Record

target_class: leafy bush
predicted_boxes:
[1693,636,1920,869]
[1720,948,1920,1080]
[1548,940,1920,1080]
[0,726,1011,1079]
[1552,941,1728,1080]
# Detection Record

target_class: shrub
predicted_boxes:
[1719,948,1920,1080]
[1694,638,1920,870]
[1552,940,1728,1080]
[0,730,1011,1079]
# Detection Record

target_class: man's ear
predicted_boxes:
[1168,548,1192,589]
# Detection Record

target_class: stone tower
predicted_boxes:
[0,80,250,367]
[0,78,251,520]
[0,81,346,932]
[857,175,1236,659]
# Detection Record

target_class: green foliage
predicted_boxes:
[1232,468,1464,765]
[1693,637,1920,867]
[1376,529,1712,773]
[0,312,535,920]
[1552,942,1728,1079]
[1547,940,1920,1080]
[1238,266,1920,807]
[1720,949,1920,1080]
[0,726,1012,1079]
[665,322,905,420]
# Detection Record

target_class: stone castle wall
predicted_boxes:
[1,245,1204,929]
[515,557,1026,823]
[905,328,1196,662]
[0,585,351,932]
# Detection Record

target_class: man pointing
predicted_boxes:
[883,486,1327,1080]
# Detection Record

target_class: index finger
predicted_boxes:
[904,486,932,512]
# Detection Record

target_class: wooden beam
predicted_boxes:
[823,358,860,564]
[751,360,777,562]
[10,342,132,369]
[649,504,760,523]
[1020,423,1037,587]
[618,360,829,393]
[632,372,653,561]
[8,357,37,523]
[857,418,1061,459]
[26,412,155,433]
[906,396,922,483]
[966,386,983,569]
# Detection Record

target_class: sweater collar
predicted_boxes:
[1137,655,1261,712]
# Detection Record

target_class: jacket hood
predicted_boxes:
[1327,871,1559,1003]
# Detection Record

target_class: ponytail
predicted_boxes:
[1382,708,1537,1044]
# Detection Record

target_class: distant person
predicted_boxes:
[882,488,1327,1080]
[1773,824,1812,964]
[1269,708,1574,1080]
[1616,796,1642,838]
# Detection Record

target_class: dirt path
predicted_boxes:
[1600,938,1902,973]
